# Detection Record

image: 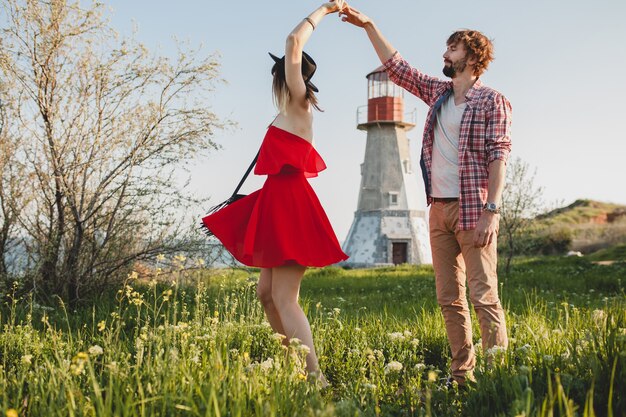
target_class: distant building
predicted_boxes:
[342,66,432,267]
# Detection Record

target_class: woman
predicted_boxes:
[202,1,348,385]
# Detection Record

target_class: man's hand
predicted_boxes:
[473,211,499,248]
[339,5,371,27]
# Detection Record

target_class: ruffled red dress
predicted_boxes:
[202,125,348,268]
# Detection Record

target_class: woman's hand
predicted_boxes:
[322,0,346,14]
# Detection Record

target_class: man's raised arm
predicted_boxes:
[340,6,396,64]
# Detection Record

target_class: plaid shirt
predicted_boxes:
[384,51,512,231]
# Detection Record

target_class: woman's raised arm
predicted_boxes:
[284,1,344,106]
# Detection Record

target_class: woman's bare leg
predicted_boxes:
[257,268,288,345]
[271,264,327,385]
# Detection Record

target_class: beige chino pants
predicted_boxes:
[429,201,508,383]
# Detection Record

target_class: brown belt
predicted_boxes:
[432,197,459,203]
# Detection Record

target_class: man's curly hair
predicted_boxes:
[447,30,494,77]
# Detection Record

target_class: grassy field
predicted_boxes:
[1,257,625,416]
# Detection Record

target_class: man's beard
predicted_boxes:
[442,57,468,78]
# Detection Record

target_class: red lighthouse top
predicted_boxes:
[357,66,415,130]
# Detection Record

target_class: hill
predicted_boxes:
[532,199,626,257]
[536,199,626,225]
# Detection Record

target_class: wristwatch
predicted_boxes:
[483,202,500,214]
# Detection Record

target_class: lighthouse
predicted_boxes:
[342,66,432,266]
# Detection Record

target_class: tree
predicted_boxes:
[0,0,226,303]
[500,157,544,275]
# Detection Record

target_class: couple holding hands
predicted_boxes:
[203,1,512,388]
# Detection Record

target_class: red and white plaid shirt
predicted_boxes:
[384,51,512,231]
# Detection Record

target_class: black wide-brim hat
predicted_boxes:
[269,51,319,93]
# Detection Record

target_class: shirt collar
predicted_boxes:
[464,79,483,106]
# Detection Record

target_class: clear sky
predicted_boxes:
[106,0,626,241]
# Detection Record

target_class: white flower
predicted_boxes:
[363,383,377,390]
[259,358,274,371]
[88,345,104,356]
[384,360,403,374]
[21,354,33,365]
[296,344,311,355]
[271,332,286,342]
[410,338,420,347]
[486,345,507,356]
[414,363,426,372]
[388,332,405,341]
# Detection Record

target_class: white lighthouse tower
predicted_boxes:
[342,66,432,266]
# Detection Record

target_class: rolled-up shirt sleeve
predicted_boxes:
[485,94,512,164]
[383,51,445,107]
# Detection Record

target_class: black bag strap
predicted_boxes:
[230,114,279,197]
[231,150,259,197]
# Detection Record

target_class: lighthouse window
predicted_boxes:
[389,192,399,206]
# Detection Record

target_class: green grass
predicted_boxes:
[1,257,625,416]
[587,244,626,262]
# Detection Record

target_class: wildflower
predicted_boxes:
[21,354,33,365]
[592,309,606,326]
[384,361,403,374]
[410,338,420,348]
[71,352,89,375]
[162,289,173,302]
[427,370,437,382]
[6,409,18,417]
[88,345,104,356]
[403,330,412,338]
[156,254,166,262]
[296,344,311,355]
[388,332,405,341]
[332,308,341,315]
[414,363,426,372]
[486,345,507,356]
[271,333,286,342]
[97,320,106,332]
[259,358,274,371]
[363,383,377,391]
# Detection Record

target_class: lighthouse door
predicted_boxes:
[392,242,408,265]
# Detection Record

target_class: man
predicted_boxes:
[340,6,512,386]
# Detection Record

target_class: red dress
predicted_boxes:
[202,125,348,268]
